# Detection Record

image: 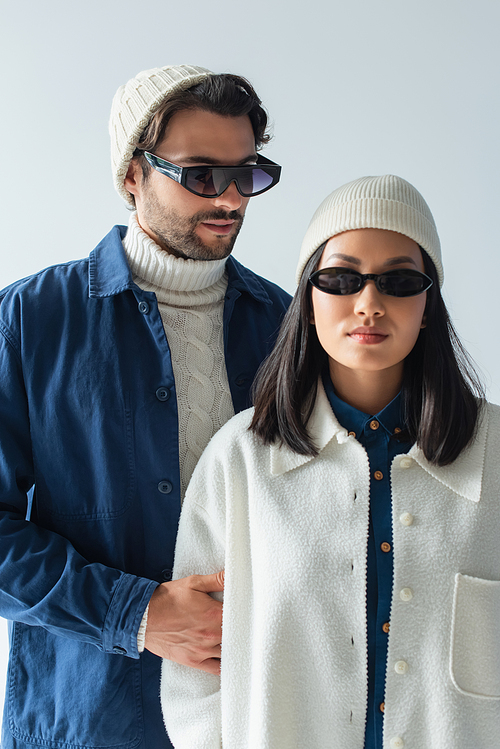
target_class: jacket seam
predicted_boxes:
[0,322,21,364]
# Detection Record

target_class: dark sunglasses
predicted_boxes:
[309,267,433,297]
[143,151,281,198]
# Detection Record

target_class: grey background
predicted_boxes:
[1,0,499,725]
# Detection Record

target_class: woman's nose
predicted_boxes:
[353,280,385,317]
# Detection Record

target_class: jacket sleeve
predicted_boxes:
[161,444,227,749]
[0,322,158,659]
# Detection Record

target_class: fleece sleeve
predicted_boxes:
[160,443,227,749]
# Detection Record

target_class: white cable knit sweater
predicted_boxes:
[123,212,235,499]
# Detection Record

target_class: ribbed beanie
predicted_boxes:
[110,65,213,205]
[296,175,443,286]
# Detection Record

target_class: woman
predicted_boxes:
[161,175,500,749]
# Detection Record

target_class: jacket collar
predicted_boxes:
[270,382,488,503]
[270,383,350,476]
[407,407,488,502]
[89,226,134,298]
[224,256,272,304]
[88,225,273,304]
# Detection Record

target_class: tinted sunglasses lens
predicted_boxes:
[378,272,428,297]
[185,165,278,197]
[209,167,275,197]
[239,168,274,196]
[312,269,362,294]
[185,168,218,196]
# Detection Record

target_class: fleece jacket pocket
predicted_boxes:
[450,573,500,699]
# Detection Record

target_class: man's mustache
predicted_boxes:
[191,209,243,224]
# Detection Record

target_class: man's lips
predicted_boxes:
[200,220,236,235]
[348,327,388,344]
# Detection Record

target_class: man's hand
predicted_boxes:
[144,571,224,674]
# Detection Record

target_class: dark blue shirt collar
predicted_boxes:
[322,369,404,438]
[88,225,273,304]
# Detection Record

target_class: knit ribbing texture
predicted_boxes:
[110,65,213,205]
[296,175,443,286]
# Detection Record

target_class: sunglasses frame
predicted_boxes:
[142,151,281,198]
[309,267,434,297]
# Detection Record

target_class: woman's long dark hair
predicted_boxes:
[250,244,485,466]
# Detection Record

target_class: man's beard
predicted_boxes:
[142,192,244,261]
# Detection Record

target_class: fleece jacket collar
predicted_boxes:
[270,383,487,504]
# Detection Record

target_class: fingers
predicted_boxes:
[197,657,221,675]
[192,570,224,593]
[144,575,224,668]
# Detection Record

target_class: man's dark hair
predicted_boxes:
[250,245,484,467]
[131,73,270,179]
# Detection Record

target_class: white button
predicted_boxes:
[400,457,412,469]
[399,512,414,526]
[394,660,409,674]
[390,738,405,749]
[400,587,413,601]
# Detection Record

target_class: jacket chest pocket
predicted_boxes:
[450,573,500,699]
[34,393,136,520]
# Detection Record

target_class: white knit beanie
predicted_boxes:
[296,175,443,287]
[109,64,213,205]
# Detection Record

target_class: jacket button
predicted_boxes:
[113,646,127,655]
[374,470,384,481]
[161,568,173,581]
[379,702,385,712]
[156,387,170,402]
[235,376,247,386]
[138,301,150,314]
[400,457,412,469]
[399,512,414,526]
[394,660,409,675]
[158,480,173,494]
[348,431,356,437]
[390,738,405,749]
[370,420,380,430]
[400,587,413,601]
[381,541,391,552]
[382,622,390,634]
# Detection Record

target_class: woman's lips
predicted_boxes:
[348,327,388,344]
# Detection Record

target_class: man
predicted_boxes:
[0,65,290,749]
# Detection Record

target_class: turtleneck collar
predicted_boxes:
[122,211,228,294]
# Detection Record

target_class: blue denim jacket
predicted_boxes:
[0,225,291,749]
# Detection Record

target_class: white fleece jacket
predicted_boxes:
[161,384,500,749]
